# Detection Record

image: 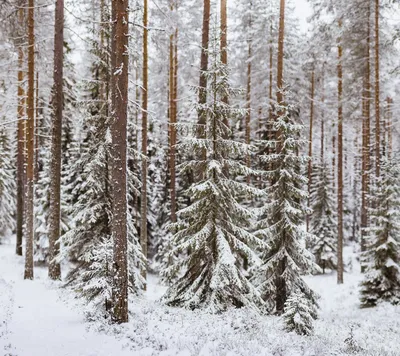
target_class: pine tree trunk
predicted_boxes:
[275,0,286,314]
[16,6,25,257]
[385,97,392,159]
[110,0,129,323]
[34,71,39,183]
[320,67,325,162]
[307,71,315,232]
[48,0,64,280]
[245,22,252,183]
[140,0,149,288]
[276,0,285,107]
[198,0,211,128]
[374,0,380,178]
[169,0,177,224]
[332,135,336,188]
[361,4,371,266]
[337,20,344,285]
[24,0,35,280]
[220,0,229,129]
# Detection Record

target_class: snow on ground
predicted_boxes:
[1,242,400,356]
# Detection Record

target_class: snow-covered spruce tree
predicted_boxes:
[310,162,337,273]
[360,157,400,308]
[162,27,265,313]
[0,129,16,241]
[283,289,318,336]
[253,88,320,324]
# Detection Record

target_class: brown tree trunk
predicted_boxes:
[332,135,336,188]
[34,71,39,183]
[110,0,129,323]
[24,0,35,280]
[374,0,380,178]
[48,0,64,280]
[245,15,252,183]
[169,0,177,224]
[16,6,25,257]
[275,0,286,314]
[140,0,149,288]
[276,0,285,107]
[337,20,344,285]
[198,0,211,128]
[268,25,273,124]
[386,97,392,159]
[220,0,229,129]
[320,67,325,162]
[361,4,371,266]
[307,71,315,232]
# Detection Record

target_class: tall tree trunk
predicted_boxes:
[169,0,177,224]
[24,0,35,280]
[386,97,392,159]
[34,71,39,183]
[245,14,252,183]
[307,71,315,232]
[220,0,229,129]
[110,0,129,323]
[337,20,344,285]
[198,0,211,128]
[332,135,336,188]
[374,0,380,178]
[48,0,64,280]
[276,0,285,107]
[361,4,371,266]
[197,0,211,179]
[320,67,325,162]
[16,5,25,257]
[140,0,149,288]
[275,0,286,314]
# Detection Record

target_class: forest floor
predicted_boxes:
[1,241,400,356]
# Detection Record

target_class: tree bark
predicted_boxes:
[24,0,35,280]
[198,0,211,128]
[140,0,149,288]
[34,71,39,183]
[169,0,177,224]
[374,0,380,178]
[385,97,392,159]
[220,0,229,129]
[320,67,325,162]
[48,0,64,280]
[245,14,252,183]
[16,5,25,257]
[110,0,129,323]
[361,4,371,266]
[307,71,315,232]
[275,0,286,314]
[337,20,344,285]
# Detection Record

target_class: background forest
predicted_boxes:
[0,0,400,355]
